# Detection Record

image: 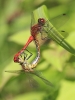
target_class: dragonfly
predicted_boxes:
[5,47,53,87]
[14,13,68,63]
[5,13,67,87]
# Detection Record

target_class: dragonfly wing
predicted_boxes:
[40,27,49,40]
[59,30,69,38]
[28,74,39,88]
[5,69,39,88]
[42,19,69,40]
[31,12,37,27]
[50,13,69,29]
[30,70,54,87]
[5,70,53,87]
[5,70,25,74]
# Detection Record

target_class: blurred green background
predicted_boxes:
[0,0,75,100]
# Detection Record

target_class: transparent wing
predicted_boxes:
[5,70,25,74]
[41,16,69,41]
[28,74,39,88]
[50,13,69,29]
[31,70,54,87]
[5,70,53,87]
[5,70,39,88]
[38,14,69,41]
[31,12,38,28]
[59,30,69,38]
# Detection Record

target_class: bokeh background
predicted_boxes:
[0,0,75,100]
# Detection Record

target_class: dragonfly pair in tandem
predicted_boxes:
[5,13,67,87]
[6,17,53,87]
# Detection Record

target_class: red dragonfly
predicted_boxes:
[14,13,67,63]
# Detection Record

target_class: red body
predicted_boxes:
[14,18,46,62]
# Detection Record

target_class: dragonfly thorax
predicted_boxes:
[19,58,33,71]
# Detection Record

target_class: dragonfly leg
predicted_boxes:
[20,49,33,60]
[24,52,28,60]
[25,49,33,60]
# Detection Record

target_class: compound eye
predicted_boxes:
[41,18,44,22]
[38,18,45,25]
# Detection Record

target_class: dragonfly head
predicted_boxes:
[38,18,45,26]
[14,54,19,63]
